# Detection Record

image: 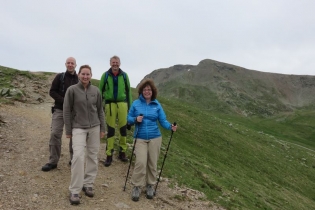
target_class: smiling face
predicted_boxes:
[142,85,152,101]
[137,79,157,101]
[110,58,120,73]
[78,67,92,87]
[65,57,77,74]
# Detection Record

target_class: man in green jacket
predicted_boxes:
[99,55,132,167]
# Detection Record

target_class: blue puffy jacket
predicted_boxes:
[127,94,172,140]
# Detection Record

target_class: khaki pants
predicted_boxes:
[69,126,100,194]
[48,109,73,164]
[131,137,162,187]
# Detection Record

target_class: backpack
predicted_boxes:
[101,71,130,107]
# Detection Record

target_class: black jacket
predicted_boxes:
[49,71,79,110]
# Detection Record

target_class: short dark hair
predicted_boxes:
[137,78,157,100]
[79,65,92,74]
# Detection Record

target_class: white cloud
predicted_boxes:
[1,0,315,87]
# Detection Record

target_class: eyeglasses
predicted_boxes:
[143,89,152,92]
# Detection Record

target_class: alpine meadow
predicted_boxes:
[1,59,315,209]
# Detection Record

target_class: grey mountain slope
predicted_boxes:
[141,59,315,116]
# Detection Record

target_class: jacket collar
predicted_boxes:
[65,70,77,77]
[77,80,91,89]
[108,68,123,76]
[139,94,157,104]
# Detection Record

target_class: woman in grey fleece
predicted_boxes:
[63,64,105,205]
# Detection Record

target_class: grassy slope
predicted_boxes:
[88,82,315,209]
[154,96,315,210]
[0,66,53,83]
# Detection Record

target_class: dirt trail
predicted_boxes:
[0,101,223,210]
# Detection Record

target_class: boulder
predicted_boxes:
[9,88,23,97]
[0,88,10,96]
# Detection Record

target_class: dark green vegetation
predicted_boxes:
[2,66,315,209]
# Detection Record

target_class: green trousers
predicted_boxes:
[105,102,128,156]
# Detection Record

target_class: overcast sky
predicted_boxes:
[1,0,314,87]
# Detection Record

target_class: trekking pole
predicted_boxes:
[154,122,176,195]
[123,114,143,191]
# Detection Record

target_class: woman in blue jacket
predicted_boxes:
[127,78,177,201]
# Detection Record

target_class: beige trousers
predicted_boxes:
[69,126,100,194]
[131,137,162,187]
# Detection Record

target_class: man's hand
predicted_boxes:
[100,132,105,139]
[66,135,72,138]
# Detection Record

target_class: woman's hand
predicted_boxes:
[171,124,177,132]
[136,115,143,123]
[100,132,105,139]
[66,135,72,138]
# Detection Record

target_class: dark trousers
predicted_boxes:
[48,109,73,164]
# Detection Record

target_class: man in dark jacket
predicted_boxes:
[41,57,79,171]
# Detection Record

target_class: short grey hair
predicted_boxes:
[110,55,120,63]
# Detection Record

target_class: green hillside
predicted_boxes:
[148,95,315,209]
[158,80,292,117]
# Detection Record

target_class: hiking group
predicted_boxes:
[41,56,177,205]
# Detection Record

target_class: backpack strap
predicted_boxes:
[122,72,130,109]
[122,72,129,93]
[101,72,109,95]
[59,72,65,93]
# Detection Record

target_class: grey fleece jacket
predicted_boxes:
[63,81,105,135]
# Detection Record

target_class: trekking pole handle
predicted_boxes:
[171,122,177,132]
[136,114,143,123]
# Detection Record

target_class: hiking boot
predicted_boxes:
[69,154,72,166]
[104,156,112,167]
[69,193,80,205]
[132,186,141,202]
[41,163,57,172]
[118,151,128,162]
[82,186,94,197]
[146,184,154,199]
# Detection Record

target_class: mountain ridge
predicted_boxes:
[141,59,315,116]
